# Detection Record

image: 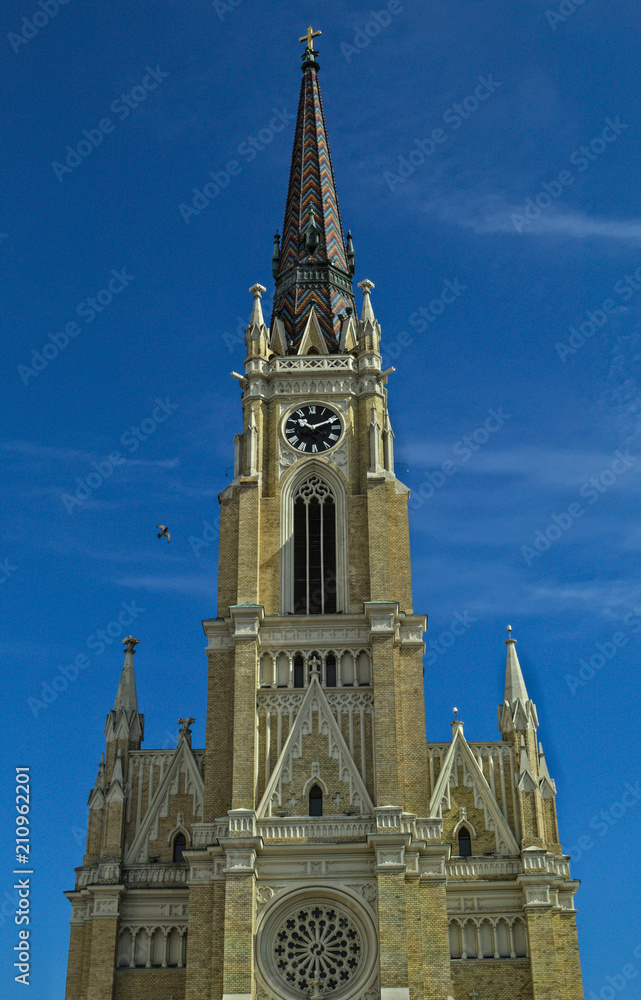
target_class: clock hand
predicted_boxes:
[309,417,336,430]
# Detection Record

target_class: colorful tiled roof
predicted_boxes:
[271,44,356,352]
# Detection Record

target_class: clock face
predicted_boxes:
[284,404,343,454]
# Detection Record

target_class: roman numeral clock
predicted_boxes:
[284,404,343,454]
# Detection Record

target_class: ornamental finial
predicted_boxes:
[122,635,138,653]
[299,26,321,70]
[299,25,321,49]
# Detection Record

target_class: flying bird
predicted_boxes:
[156,525,170,543]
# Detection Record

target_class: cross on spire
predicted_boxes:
[299,25,321,49]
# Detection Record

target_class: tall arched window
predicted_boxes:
[293,654,304,688]
[293,475,336,614]
[458,826,472,857]
[309,784,323,816]
[173,832,186,863]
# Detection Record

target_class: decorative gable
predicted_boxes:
[124,738,204,864]
[257,674,374,818]
[297,307,329,356]
[429,725,519,856]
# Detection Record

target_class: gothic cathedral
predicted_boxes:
[64,31,585,1000]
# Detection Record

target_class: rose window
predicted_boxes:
[272,903,363,995]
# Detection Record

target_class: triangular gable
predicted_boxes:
[297,307,329,356]
[429,727,519,855]
[339,315,357,352]
[124,739,204,864]
[539,776,557,799]
[271,317,287,356]
[257,674,374,817]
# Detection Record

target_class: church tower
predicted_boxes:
[63,29,585,1000]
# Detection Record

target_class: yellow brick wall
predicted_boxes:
[451,961,533,999]
[86,915,119,1000]
[185,883,214,999]
[114,970,186,1000]
[222,874,256,995]
[416,879,452,1000]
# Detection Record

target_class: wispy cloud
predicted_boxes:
[403,442,641,491]
[112,573,214,595]
[425,192,641,243]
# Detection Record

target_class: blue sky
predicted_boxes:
[2,0,640,996]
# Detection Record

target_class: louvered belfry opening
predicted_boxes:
[293,474,337,614]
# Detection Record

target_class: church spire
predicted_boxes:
[498,626,538,735]
[271,29,356,353]
[105,635,144,749]
[504,624,529,705]
[112,635,139,714]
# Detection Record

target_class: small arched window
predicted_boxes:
[458,826,472,857]
[294,654,305,688]
[309,784,323,816]
[173,832,187,863]
[325,653,336,687]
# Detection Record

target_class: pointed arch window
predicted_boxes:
[173,832,186,863]
[458,826,472,857]
[293,475,337,614]
[309,784,323,816]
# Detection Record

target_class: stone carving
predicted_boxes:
[300,859,330,875]
[419,861,445,877]
[257,885,286,907]
[347,883,377,905]
[376,848,404,869]
[94,898,119,915]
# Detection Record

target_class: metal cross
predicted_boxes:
[299,26,321,49]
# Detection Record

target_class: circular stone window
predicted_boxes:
[258,892,376,1000]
